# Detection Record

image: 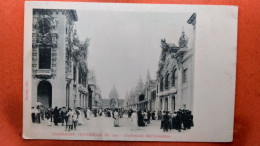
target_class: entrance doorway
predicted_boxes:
[37,80,52,108]
[66,83,70,108]
[172,96,175,111]
[165,98,168,111]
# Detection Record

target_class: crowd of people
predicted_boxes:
[31,105,194,133]
[158,109,194,132]
[127,109,194,132]
[103,108,124,127]
[31,105,92,131]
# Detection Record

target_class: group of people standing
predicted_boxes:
[128,109,152,130]
[159,109,194,132]
[104,108,124,127]
[127,109,194,132]
[31,105,93,132]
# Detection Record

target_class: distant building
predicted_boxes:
[88,70,103,109]
[144,70,157,111]
[124,72,157,111]
[31,9,89,108]
[102,85,124,109]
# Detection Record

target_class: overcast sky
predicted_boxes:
[75,10,193,99]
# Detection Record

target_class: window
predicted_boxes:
[78,68,81,84]
[172,69,177,86]
[39,47,51,69]
[165,73,169,89]
[73,66,76,81]
[183,69,188,83]
[160,77,164,91]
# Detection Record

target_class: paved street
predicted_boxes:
[31,114,193,135]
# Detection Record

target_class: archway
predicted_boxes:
[171,96,175,111]
[110,98,117,108]
[37,80,52,108]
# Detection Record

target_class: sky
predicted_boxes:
[75,10,193,99]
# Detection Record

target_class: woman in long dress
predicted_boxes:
[66,108,73,131]
[131,110,138,130]
[114,110,119,127]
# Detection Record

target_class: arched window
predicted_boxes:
[160,77,164,91]
[165,73,169,89]
[183,69,188,83]
[172,69,177,86]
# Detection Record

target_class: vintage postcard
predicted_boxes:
[23,1,238,142]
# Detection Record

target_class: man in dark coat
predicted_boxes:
[176,111,182,132]
[60,107,67,126]
[53,107,59,126]
[137,110,145,126]
[152,111,155,120]
[163,111,170,132]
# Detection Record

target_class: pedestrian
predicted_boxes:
[160,111,165,129]
[107,110,111,117]
[176,111,182,132]
[73,108,78,130]
[131,110,138,130]
[94,109,97,117]
[31,107,36,123]
[53,107,59,126]
[137,110,145,126]
[163,111,170,132]
[60,107,67,126]
[143,110,148,126]
[169,111,173,130]
[40,106,44,120]
[64,108,69,131]
[66,108,73,131]
[36,106,41,123]
[152,111,155,120]
[87,108,92,120]
[84,108,87,118]
[58,108,63,125]
[158,111,161,120]
[147,110,151,124]
[114,109,119,127]
[50,107,54,122]
[45,108,52,126]
[128,109,131,118]
[172,111,177,130]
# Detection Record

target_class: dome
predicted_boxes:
[109,85,119,99]
[179,31,188,48]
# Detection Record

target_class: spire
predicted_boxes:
[138,76,143,87]
[146,69,151,81]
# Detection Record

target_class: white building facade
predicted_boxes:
[31,9,89,108]
[155,13,196,112]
